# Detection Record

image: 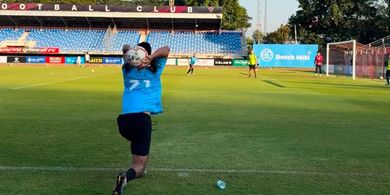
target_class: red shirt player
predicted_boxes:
[314,51,324,76]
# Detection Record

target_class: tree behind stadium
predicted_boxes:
[288,0,389,45]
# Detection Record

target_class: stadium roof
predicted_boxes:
[0,3,223,30]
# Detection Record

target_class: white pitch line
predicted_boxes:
[12,72,116,90]
[0,166,388,177]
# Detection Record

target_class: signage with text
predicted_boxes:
[0,47,59,54]
[65,56,85,64]
[214,59,232,66]
[90,57,103,64]
[46,56,65,64]
[1,3,222,13]
[254,44,318,67]
[7,56,26,63]
[102,57,122,64]
[232,59,248,66]
[26,56,46,63]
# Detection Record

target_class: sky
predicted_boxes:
[239,0,300,35]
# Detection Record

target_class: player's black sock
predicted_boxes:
[126,168,136,181]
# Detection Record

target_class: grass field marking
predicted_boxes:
[11,72,116,90]
[0,166,388,177]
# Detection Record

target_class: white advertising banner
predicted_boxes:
[176,58,214,66]
[0,56,7,63]
[196,59,214,66]
[167,59,176,65]
[177,59,189,66]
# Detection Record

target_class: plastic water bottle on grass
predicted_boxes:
[216,180,226,190]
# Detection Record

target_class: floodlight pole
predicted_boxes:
[294,25,297,44]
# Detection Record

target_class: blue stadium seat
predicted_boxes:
[0,29,24,41]
[26,29,105,52]
[147,31,243,55]
[2,28,242,55]
[110,30,140,52]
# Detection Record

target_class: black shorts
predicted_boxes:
[117,113,152,156]
[249,65,256,70]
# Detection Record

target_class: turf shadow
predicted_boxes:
[263,80,286,88]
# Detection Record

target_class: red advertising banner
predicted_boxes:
[46,56,65,64]
[0,47,60,54]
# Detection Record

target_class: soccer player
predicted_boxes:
[85,52,90,66]
[248,49,258,78]
[187,53,197,76]
[314,51,324,77]
[112,42,170,195]
[386,54,390,86]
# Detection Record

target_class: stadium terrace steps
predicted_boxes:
[0,29,24,47]
[24,29,140,53]
[147,31,243,56]
[1,28,244,56]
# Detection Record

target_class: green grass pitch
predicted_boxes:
[0,65,389,194]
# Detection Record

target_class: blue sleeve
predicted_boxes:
[155,57,167,75]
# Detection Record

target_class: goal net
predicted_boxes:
[326,40,387,79]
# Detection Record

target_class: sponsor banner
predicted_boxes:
[102,57,122,64]
[26,56,46,64]
[90,57,103,64]
[214,59,232,66]
[7,56,26,63]
[65,56,85,64]
[0,47,59,54]
[177,59,190,66]
[167,58,176,65]
[232,59,248,66]
[176,58,214,66]
[46,56,65,64]
[195,59,214,66]
[1,3,222,13]
[0,56,7,63]
[254,44,318,67]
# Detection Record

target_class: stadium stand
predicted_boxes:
[147,31,243,55]
[1,28,243,56]
[0,4,246,58]
[26,29,105,52]
[109,30,140,52]
[0,29,24,41]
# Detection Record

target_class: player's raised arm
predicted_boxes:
[122,44,131,54]
[142,46,170,69]
[150,46,170,60]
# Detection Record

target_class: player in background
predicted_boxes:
[248,49,258,78]
[187,53,197,76]
[314,51,324,77]
[112,42,170,195]
[85,52,90,66]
